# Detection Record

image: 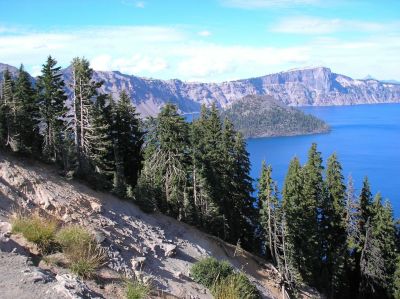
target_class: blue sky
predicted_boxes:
[0,0,399,81]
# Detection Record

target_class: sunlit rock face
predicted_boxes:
[1,63,399,117]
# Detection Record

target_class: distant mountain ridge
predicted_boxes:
[1,63,400,116]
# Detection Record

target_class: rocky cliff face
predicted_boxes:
[83,66,400,116]
[2,63,400,116]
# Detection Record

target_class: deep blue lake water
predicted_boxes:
[247,103,400,217]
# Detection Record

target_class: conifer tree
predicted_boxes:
[69,57,103,175]
[203,103,225,210]
[359,177,373,235]
[0,69,13,145]
[112,91,143,196]
[282,157,307,278]
[138,104,190,218]
[191,103,225,236]
[2,68,18,150]
[345,175,362,298]
[323,153,348,298]
[359,194,397,298]
[87,94,114,188]
[4,65,38,153]
[393,257,400,299]
[36,56,67,163]
[190,105,220,229]
[230,130,257,249]
[300,143,324,283]
[259,161,279,261]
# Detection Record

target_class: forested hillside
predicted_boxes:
[222,95,330,138]
[0,56,399,299]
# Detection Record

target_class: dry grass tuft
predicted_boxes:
[11,213,58,253]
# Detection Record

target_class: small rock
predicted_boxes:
[163,244,177,257]
[54,274,103,298]
[131,257,146,270]
[93,230,106,244]
[142,246,149,255]
[174,271,184,279]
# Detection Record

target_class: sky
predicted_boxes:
[0,0,399,82]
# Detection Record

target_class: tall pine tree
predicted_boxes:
[36,56,67,163]
[112,91,143,196]
[323,153,348,298]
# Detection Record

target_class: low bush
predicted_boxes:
[125,279,151,299]
[56,226,106,278]
[11,214,58,253]
[212,272,261,299]
[69,242,106,278]
[190,257,233,288]
[56,225,93,251]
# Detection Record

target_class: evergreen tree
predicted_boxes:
[359,194,397,298]
[190,105,220,229]
[36,56,67,163]
[138,104,190,218]
[190,103,225,236]
[300,143,324,283]
[3,65,38,153]
[112,91,143,196]
[69,57,103,176]
[87,94,114,188]
[359,177,373,235]
[230,130,257,250]
[2,68,19,150]
[393,257,400,299]
[0,69,13,145]
[203,103,225,214]
[282,157,307,279]
[258,161,279,260]
[345,175,362,298]
[323,153,348,298]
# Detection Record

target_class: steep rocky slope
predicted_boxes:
[0,151,299,299]
[1,63,399,117]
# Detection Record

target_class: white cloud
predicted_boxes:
[135,1,145,8]
[176,43,309,81]
[271,16,387,34]
[121,0,145,8]
[0,25,399,82]
[198,30,212,37]
[221,0,320,9]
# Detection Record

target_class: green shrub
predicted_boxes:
[56,225,93,251]
[212,273,261,299]
[56,225,106,278]
[69,243,106,278]
[190,257,233,288]
[11,214,58,253]
[125,279,151,299]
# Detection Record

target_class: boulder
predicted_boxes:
[163,244,177,257]
[54,274,103,299]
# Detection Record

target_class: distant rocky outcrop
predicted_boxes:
[1,63,400,117]
[86,67,400,116]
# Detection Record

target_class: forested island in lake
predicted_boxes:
[222,94,330,138]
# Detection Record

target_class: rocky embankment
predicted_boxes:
[0,152,292,299]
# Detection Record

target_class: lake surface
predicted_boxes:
[247,103,400,216]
